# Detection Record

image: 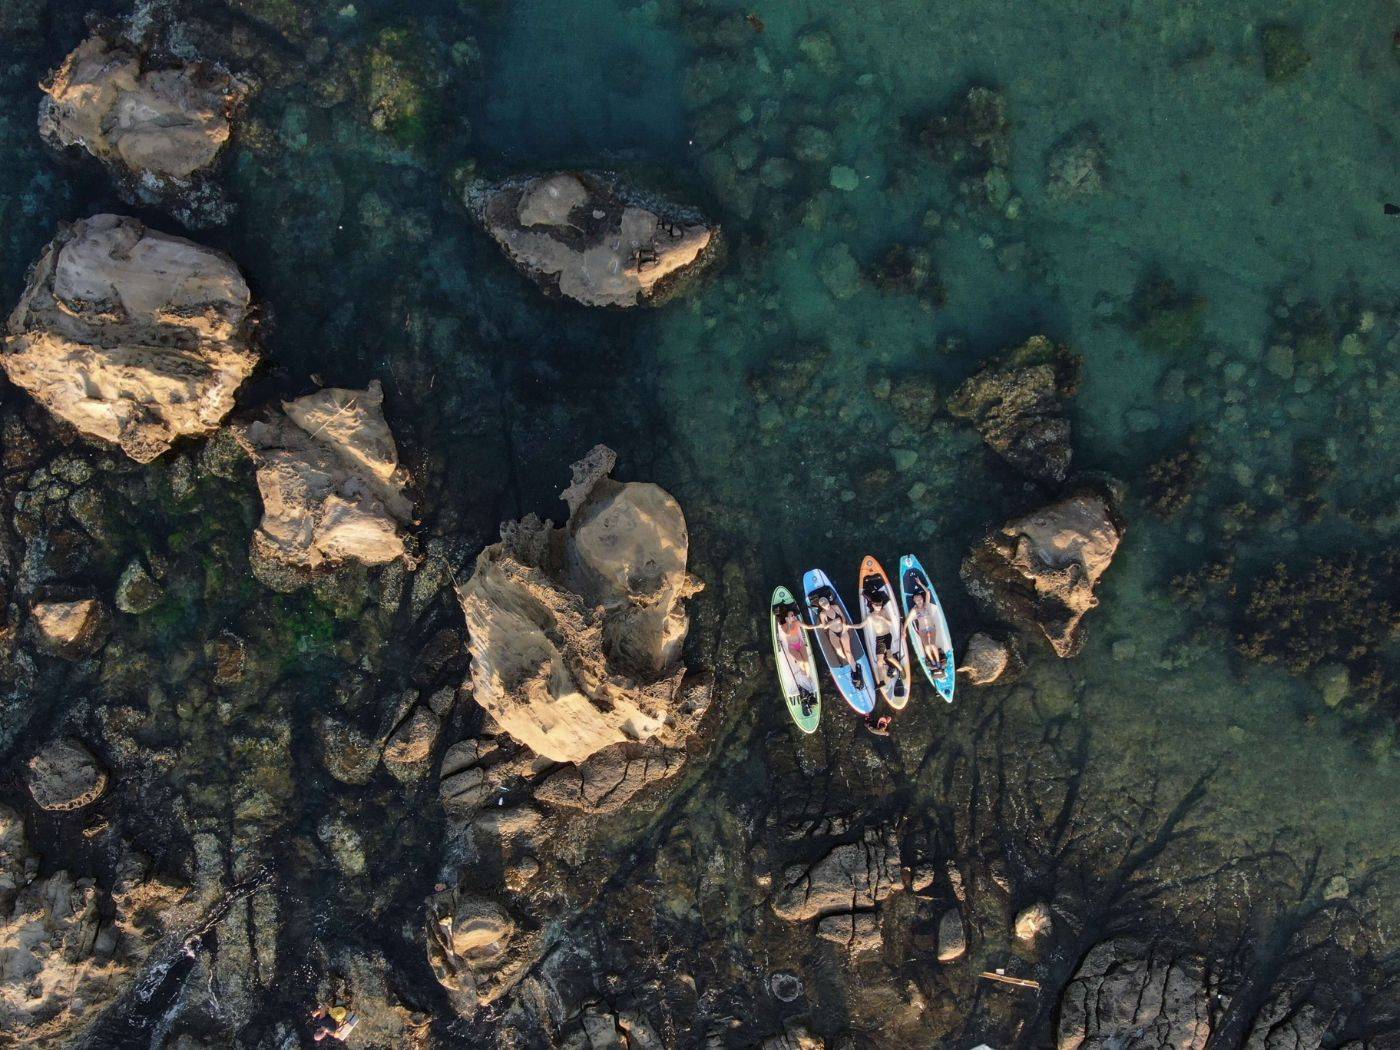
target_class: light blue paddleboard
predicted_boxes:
[899,554,955,703]
[802,568,876,715]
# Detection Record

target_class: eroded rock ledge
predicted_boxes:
[234,381,413,585]
[466,172,719,307]
[3,214,258,463]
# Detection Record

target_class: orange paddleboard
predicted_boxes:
[857,556,912,709]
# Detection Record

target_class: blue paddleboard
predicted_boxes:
[899,554,955,703]
[803,568,877,715]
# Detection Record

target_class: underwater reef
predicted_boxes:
[0,1,1397,1048]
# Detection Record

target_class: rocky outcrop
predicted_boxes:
[29,598,110,659]
[235,381,413,581]
[771,827,901,923]
[1014,901,1051,945]
[0,805,184,1047]
[3,215,257,463]
[426,890,537,1013]
[466,172,718,307]
[533,741,685,813]
[962,488,1125,657]
[458,445,703,765]
[1057,939,1212,1050]
[947,335,1080,484]
[27,738,108,811]
[39,33,247,215]
[937,908,967,961]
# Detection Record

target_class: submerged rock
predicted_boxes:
[114,559,163,615]
[3,215,257,463]
[936,908,967,961]
[1046,125,1107,201]
[235,381,413,581]
[458,445,704,765]
[29,598,110,659]
[1057,939,1211,1049]
[947,335,1081,484]
[28,738,108,811]
[39,34,245,182]
[465,172,718,307]
[771,827,901,922]
[962,487,1125,658]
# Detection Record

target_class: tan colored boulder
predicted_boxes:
[962,488,1124,657]
[39,34,244,182]
[1014,901,1052,945]
[458,446,703,765]
[29,599,110,659]
[235,381,413,575]
[961,632,1011,685]
[3,215,256,463]
[467,172,718,307]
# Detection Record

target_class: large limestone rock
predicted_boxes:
[961,488,1124,657]
[467,172,718,307]
[947,335,1081,484]
[27,738,108,811]
[235,381,413,577]
[1057,939,1212,1050]
[458,446,703,765]
[39,34,245,183]
[3,215,257,463]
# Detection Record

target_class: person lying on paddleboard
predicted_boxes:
[774,606,819,713]
[801,593,865,690]
[904,580,949,674]
[851,591,907,700]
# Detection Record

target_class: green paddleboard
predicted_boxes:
[771,585,821,733]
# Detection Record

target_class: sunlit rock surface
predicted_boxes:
[466,172,718,307]
[235,381,413,579]
[962,487,1125,657]
[28,598,110,659]
[458,445,702,764]
[0,805,184,1048]
[39,34,244,182]
[3,215,257,463]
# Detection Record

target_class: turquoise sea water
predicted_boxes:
[1,0,1398,1041]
